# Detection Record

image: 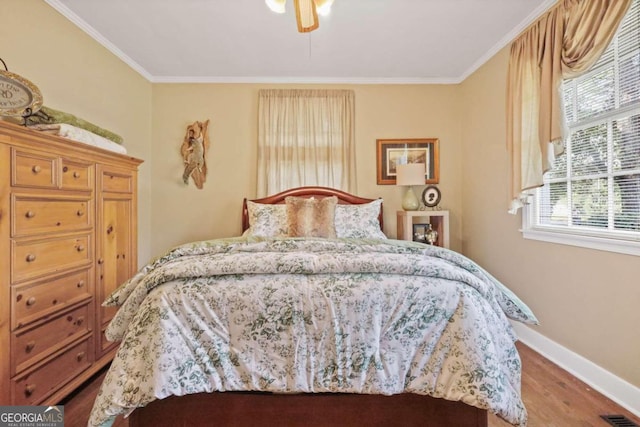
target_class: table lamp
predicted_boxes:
[396,163,425,211]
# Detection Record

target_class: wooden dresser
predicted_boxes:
[0,120,143,405]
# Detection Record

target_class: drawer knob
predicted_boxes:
[25,210,36,219]
[31,165,41,174]
[26,296,36,306]
[77,245,85,252]
[24,384,36,397]
[77,280,85,288]
[76,209,85,217]
[76,351,85,362]
[97,258,104,265]
[25,341,36,353]
[76,316,85,326]
[73,171,81,178]
[25,254,36,262]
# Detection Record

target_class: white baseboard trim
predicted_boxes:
[511,322,640,418]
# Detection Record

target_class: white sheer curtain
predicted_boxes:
[257,89,356,197]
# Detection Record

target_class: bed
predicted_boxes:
[89,186,537,427]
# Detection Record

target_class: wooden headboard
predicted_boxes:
[242,186,383,232]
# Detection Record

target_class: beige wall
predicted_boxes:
[459,46,640,387]
[151,84,462,254]
[0,0,153,266]
[5,0,637,396]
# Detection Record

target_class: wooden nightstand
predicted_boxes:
[396,210,450,248]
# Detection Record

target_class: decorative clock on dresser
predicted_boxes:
[0,120,142,405]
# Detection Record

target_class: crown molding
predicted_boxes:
[149,76,460,84]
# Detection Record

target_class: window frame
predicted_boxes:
[522,210,640,256]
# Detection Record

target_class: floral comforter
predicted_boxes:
[89,237,537,427]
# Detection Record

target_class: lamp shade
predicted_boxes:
[396,163,426,186]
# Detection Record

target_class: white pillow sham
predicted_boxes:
[244,201,287,237]
[335,199,386,239]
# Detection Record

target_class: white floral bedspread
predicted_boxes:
[89,237,537,427]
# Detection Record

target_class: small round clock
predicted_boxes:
[0,69,43,117]
[421,185,441,208]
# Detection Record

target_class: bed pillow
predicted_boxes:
[335,199,387,239]
[245,201,288,237]
[286,196,338,238]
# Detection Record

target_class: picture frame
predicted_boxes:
[412,223,429,243]
[376,138,439,185]
[421,185,442,208]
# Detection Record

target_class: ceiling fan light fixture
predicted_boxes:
[294,0,319,32]
[265,0,286,14]
[314,0,334,17]
[267,0,332,32]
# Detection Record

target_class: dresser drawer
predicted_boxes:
[12,149,58,189]
[12,234,91,283]
[101,170,133,193]
[12,269,91,329]
[12,338,92,405]
[61,159,93,191]
[12,195,91,237]
[13,304,91,374]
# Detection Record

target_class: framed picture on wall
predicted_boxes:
[376,138,439,185]
[412,223,429,243]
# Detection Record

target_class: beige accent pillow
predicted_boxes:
[286,196,338,238]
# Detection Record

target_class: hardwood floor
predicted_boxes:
[489,343,640,427]
[60,369,127,427]
[63,342,639,426]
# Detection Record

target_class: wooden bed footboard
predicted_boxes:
[128,392,488,427]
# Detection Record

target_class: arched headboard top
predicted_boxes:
[242,186,383,232]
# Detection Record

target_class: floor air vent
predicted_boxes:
[600,415,639,427]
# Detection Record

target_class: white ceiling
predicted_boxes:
[46,0,556,84]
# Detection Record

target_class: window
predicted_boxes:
[524,0,640,255]
[257,89,356,197]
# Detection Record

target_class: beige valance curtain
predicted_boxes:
[506,0,632,213]
[257,89,356,197]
